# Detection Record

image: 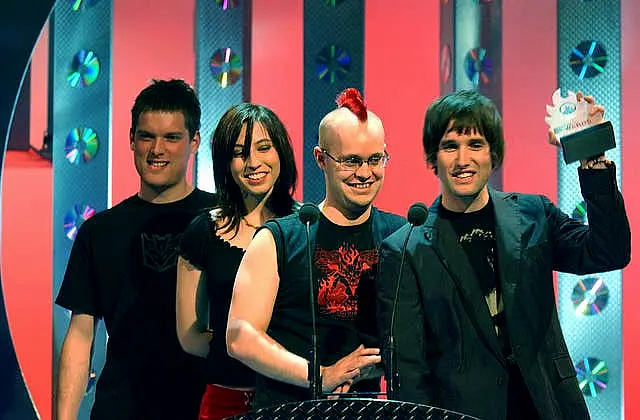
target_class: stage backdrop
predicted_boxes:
[1,1,640,419]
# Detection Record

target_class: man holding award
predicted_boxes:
[376,89,630,419]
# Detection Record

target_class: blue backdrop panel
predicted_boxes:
[443,0,502,189]
[303,0,364,203]
[454,0,481,92]
[194,0,250,192]
[51,1,112,418]
[556,1,622,419]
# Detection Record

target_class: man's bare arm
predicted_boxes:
[226,228,380,392]
[56,313,95,420]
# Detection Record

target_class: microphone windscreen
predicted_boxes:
[407,203,429,226]
[299,203,320,224]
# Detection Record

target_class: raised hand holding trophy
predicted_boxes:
[545,89,615,164]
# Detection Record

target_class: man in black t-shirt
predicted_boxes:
[227,88,404,408]
[312,214,383,395]
[377,90,630,420]
[55,79,216,420]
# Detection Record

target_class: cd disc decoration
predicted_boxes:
[65,127,99,164]
[209,48,243,88]
[572,200,588,225]
[569,40,608,80]
[571,276,609,316]
[575,357,609,397]
[67,50,100,88]
[214,0,238,10]
[69,0,100,11]
[441,44,452,84]
[315,45,351,84]
[63,204,96,240]
[464,47,493,86]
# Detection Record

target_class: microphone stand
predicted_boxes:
[305,218,322,399]
[386,203,428,400]
[385,224,414,401]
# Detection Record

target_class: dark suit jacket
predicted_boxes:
[377,167,630,420]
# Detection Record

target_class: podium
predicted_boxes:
[228,398,480,419]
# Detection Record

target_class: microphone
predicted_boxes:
[386,202,428,400]
[299,203,322,399]
[299,202,320,225]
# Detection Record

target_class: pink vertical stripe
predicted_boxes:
[621,0,640,416]
[30,24,49,151]
[1,153,52,420]
[501,1,557,198]
[250,0,304,201]
[501,1,558,298]
[364,0,441,215]
[111,0,196,205]
[2,23,53,420]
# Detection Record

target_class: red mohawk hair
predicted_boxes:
[335,88,368,122]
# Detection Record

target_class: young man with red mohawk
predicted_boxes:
[227,88,404,408]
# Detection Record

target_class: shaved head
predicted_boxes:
[313,87,387,222]
[318,107,385,150]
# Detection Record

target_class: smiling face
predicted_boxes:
[436,120,492,212]
[315,108,386,215]
[130,110,199,201]
[230,122,281,202]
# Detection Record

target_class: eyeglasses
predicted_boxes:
[322,149,390,171]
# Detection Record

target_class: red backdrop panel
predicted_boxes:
[111,0,197,205]
[1,151,52,420]
[364,0,441,215]
[621,0,640,417]
[250,0,304,202]
[1,23,52,420]
[501,0,557,198]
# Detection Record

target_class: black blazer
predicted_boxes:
[377,167,630,420]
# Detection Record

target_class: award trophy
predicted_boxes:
[545,89,615,164]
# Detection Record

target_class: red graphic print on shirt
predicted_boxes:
[314,243,378,320]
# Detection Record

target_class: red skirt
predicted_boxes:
[198,383,255,420]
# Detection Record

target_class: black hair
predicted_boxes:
[130,79,201,139]
[212,103,297,234]
[422,89,504,174]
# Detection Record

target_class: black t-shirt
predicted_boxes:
[439,199,538,419]
[56,189,217,420]
[178,211,256,388]
[439,200,498,295]
[314,214,380,393]
[438,200,507,349]
[314,213,378,363]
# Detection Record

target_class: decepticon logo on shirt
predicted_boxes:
[140,233,182,272]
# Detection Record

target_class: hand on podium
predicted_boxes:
[320,344,381,393]
[327,381,354,399]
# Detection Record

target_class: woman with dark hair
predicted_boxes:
[176,103,298,419]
